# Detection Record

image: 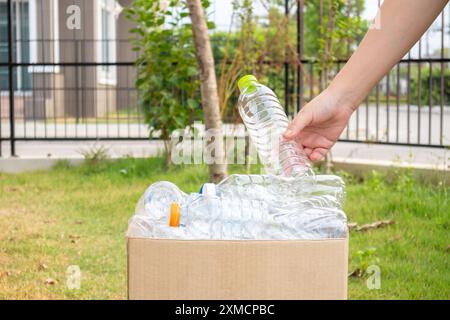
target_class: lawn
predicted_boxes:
[0,157,448,299]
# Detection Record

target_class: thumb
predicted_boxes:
[283,108,313,140]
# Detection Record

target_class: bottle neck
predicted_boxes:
[243,81,258,94]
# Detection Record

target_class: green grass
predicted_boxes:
[0,158,448,299]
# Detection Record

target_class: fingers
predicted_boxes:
[303,147,313,156]
[302,144,328,162]
[297,132,334,150]
[309,148,328,162]
[283,108,313,140]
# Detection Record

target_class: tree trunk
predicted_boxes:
[187,0,227,183]
[163,139,172,169]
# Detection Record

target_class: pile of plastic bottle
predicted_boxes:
[127,75,348,240]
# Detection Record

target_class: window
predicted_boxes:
[97,0,120,85]
[0,0,32,91]
[28,0,60,73]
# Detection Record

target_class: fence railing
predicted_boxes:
[0,0,449,158]
[297,58,450,148]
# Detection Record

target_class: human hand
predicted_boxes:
[283,88,355,162]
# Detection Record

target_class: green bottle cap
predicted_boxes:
[238,75,258,93]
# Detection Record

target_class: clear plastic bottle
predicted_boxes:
[216,173,345,208]
[214,174,348,238]
[128,182,279,240]
[127,181,348,240]
[237,75,314,177]
[128,181,188,239]
[181,184,278,240]
[191,183,347,239]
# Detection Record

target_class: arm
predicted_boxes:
[283,0,448,161]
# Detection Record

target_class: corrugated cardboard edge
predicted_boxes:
[127,237,349,300]
[127,239,130,300]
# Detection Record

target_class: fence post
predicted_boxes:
[284,0,289,115]
[7,0,16,157]
[297,0,304,111]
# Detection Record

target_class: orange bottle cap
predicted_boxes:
[169,202,181,227]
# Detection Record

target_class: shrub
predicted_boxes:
[410,66,450,106]
[126,0,213,164]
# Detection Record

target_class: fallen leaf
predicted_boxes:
[44,278,57,285]
[74,221,84,225]
[38,263,48,271]
[0,271,11,279]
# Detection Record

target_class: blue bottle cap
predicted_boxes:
[199,183,217,197]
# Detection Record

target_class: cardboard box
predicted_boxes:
[128,237,348,300]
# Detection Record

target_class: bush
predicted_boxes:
[410,66,450,106]
[126,0,213,164]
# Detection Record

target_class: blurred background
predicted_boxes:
[0,0,448,168]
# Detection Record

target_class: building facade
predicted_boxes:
[0,0,136,120]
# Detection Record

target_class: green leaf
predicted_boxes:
[187,99,199,110]
[201,0,211,9]
[156,17,165,26]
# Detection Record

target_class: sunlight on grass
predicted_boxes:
[0,158,448,299]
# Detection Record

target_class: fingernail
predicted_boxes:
[284,129,293,137]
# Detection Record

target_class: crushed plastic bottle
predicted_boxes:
[237,75,314,177]
[216,174,345,207]
[128,179,348,240]
[215,174,347,239]
[128,182,285,240]
[128,182,188,239]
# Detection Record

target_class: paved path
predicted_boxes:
[346,105,450,146]
[1,104,449,145]
[0,140,448,172]
[0,104,449,172]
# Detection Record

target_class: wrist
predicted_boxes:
[327,78,362,112]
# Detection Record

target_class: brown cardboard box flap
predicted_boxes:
[128,238,348,300]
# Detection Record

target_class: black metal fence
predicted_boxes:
[0,0,449,158]
[284,0,450,149]
[0,0,144,157]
